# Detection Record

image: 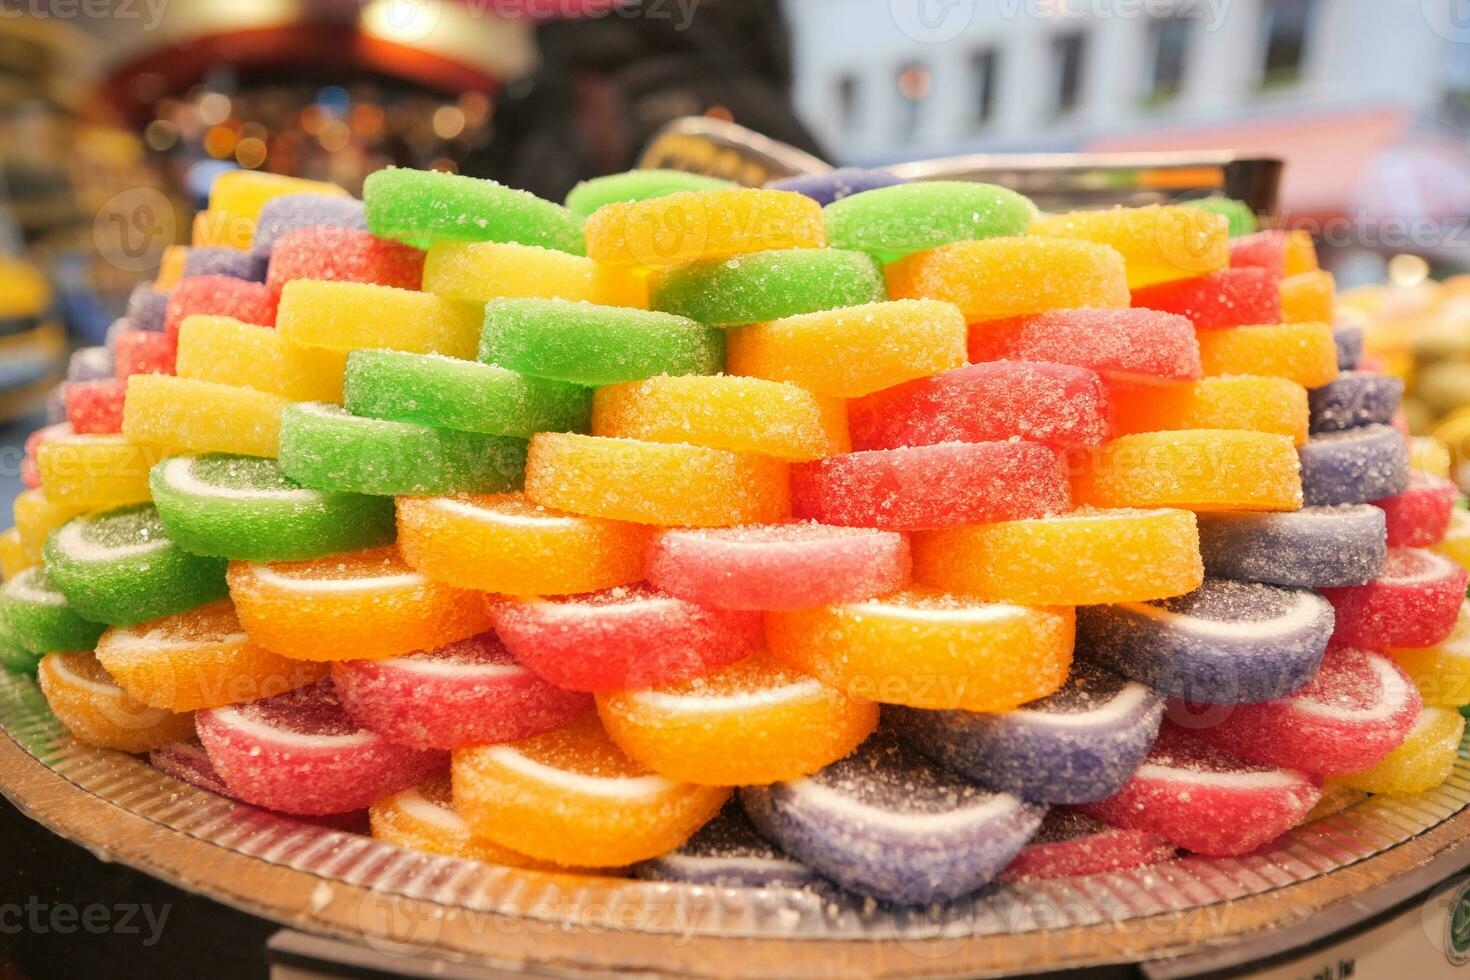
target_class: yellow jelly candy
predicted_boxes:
[1030,205,1230,288]
[423,241,647,308]
[1438,510,1470,568]
[1072,430,1303,512]
[1196,322,1340,388]
[1412,434,1453,477]
[726,299,967,398]
[123,375,288,458]
[370,775,570,870]
[1109,376,1310,446]
[912,508,1203,605]
[155,245,187,289]
[37,651,196,752]
[37,434,165,508]
[452,715,730,866]
[584,189,825,267]
[1334,707,1464,796]
[176,315,346,403]
[191,209,254,251]
[1281,270,1336,324]
[524,432,790,527]
[1391,602,1470,708]
[208,170,349,221]
[0,527,35,579]
[276,280,481,358]
[766,588,1073,713]
[885,237,1130,323]
[596,652,879,786]
[592,375,849,461]
[13,488,88,558]
[396,493,652,595]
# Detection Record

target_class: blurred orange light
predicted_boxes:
[432,105,466,140]
[144,120,178,151]
[705,105,734,122]
[318,119,350,152]
[198,92,232,126]
[203,125,237,158]
[235,137,268,169]
[350,103,385,136]
[899,68,931,100]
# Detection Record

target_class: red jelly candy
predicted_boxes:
[1178,646,1421,776]
[1131,268,1281,329]
[331,632,592,749]
[999,811,1176,882]
[848,362,1111,451]
[1229,230,1318,277]
[265,227,425,298]
[21,422,71,489]
[195,678,445,815]
[165,275,277,338]
[1321,548,1468,649]
[968,309,1201,384]
[491,584,761,692]
[791,441,1069,531]
[114,329,177,379]
[1373,472,1457,548]
[1076,724,1320,856]
[65,380,127,434]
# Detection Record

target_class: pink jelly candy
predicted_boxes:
[164,275,277,338]
[644,522,912,611]
[998,811,1176,882]
[968,309,1201,384]
[265,226,425,298]
[1321,548,1468,649]
[114,329,177,379]
[195,678,445,815]
[64,379,127,434]
[491,584,762,692]
[1076,724,1320,856]
[21,422,71,489]
[848,361,1111,451]
[331,631,592,749]
[791,441,1068,531]
[1131,268,1281,329]
[1373,472,1457,548]
[1176,645,1421,776]
[1229,230,1311,275]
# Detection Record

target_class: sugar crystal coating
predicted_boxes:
[423,240,645,307]
[1229,229,1319,277]
[183,247,268,282]
[1308,371,1404,433]
[1196,505,1387,588]
[369,775,561,868]
[1391,603,1470,707]
[1374,471,1457,548]
[1298,424,1410,506]
[1281,270,1337,323]
[164,275,276,337]
[823,181,1034,262]
[65,379,126,434]
[35,434,163,509]
[123,374,289,458]
[1196,321,1340,387]
[648,248,885,327]
[1320,547,1468,649]
[38,651,196,752]
[584,188,824,267]
[176,315,345,403]
[1072,429,1304,512]
[364,166,585,254]
[66,346,114,383]
[1332,706,1464,796]
[209,170,350,222]
[1130,267,1281,329]
[565,169,735,218]
[113,328,177,379]
[265,227,424,297]
[0,565,106,654]
[998,811,1176,882]
[277,279,481,358]
[969,308,1200,383]
[125,283,168,332]
[251,193,367,255]
[1031,205,1230,288]
[1110,376,1309,445]
[631,800,819,887]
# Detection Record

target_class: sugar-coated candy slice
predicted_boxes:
[67,346,114,383]
[209,170,349,221]
[1197,505,1387,589]
[885,236,1130,323]
[645,522,910,611]
[0,566,105,653]
[1308,372,1404,433]
[741,730,1045,904]
[251,193,367,255]
[452,714,730,866]
[0,529,35,582]
[369,775,561,869]
[65,379,126,434]
[422,240,645,307]
[0,615,40,673]
[1392,603,1470,707]
[182,247,267,282]
[22,421,71,491]
[1075,724,1319,856]
[1073,430,1303,512]
[1374,472,1457,548]
[968,309,1200,384]
[1183,646,1420,776]
[1229,229,1319,276]
[1196,322,1340,387]
[1440,509,1470,569]
[13,487,88,558]
[1130,268,1281,329]
[726,299,966,398]
[1109,376,1309,445]
[913,508,1203,605]
[584,188,823,267]
[396,493,649,596]
[151,454,395,561]
[35,434,162,508]
[38,652,196,752]
[648,248,885,327]
[999,811,1176,882]
[333,631,592,749]
[227,546,493,662]
[113,328,176,379]
[524,432,789,527]
[1321,548,1468,649]
[1281,270,1336,323]
[345,349,591,437]
[265,226,423,299]
[279,403,526,497]
[45,505,228,626]
[125,283,168,332]
[849,361,1111,451]
[766,588,1073,712]
[480,298,722,385]
[1080,578,1333,704]
[196,679,445,815]
[1299,424,1409,506]
[492,584,761,692]
[276,279,480,358]
[631,800,818,887]
[823,181,1033,262]
[593,375,846,462]
[364,167,584,253]
[191,208,253,250]
[164,275,276,337]
[123,375,288,458]
[766,167,905,206]
[1031,205,1229,288]
[792,441,1068,531]
[95,600,327,712]
[175,315,345,403]
[565,168,735,217]
[892,660,1164,804]
[153,740,370,826]
[1335,323,1364,370]
[1333,706,1464,796]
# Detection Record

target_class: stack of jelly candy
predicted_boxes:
[2,162,1467,907]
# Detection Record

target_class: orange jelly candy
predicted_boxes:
[370,775,569,870]
[37,651,195,752]
[1196,322,1339,388]
[1109,376,1310,446]
[1071,430,1304,512]
[1281,270,1336,324]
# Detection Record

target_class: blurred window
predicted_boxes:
[1145,16,1191,105]
[835,73,861,136]
[896,61,930,139]
[970,48,1000,128]
[1444,29,1470,126]
[1052,32,1087,116]
[1260,0,1317,88]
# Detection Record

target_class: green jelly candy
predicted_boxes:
[480,298,723,386]
[344,350,591,436]
[1182,197,1258,237]
[648,248,886,327]
[150,454,397,562]
[0,620,41,674]
[279,403,527,496]
[0,566,106,654]
[823,181,1035,262]
[364,167,585,255]
[43,505,229,627]
[564,170,736,219]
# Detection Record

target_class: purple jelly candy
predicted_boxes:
[1299,424,1409,506]
[1078,578,1334,704]
[765,168,906,207]
[1308,372,1404,433]
[150,739,232,796]
[45,383,68,425]
[66,346,114,383]
[891,662,1164,804]
[1333,324,1363,371]
[183,247,268,283]
[125,283,168,332]
[1196,504,1387,588]
[740,730,1045,904]
[252,194,367,256]
[631,802,818,888]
